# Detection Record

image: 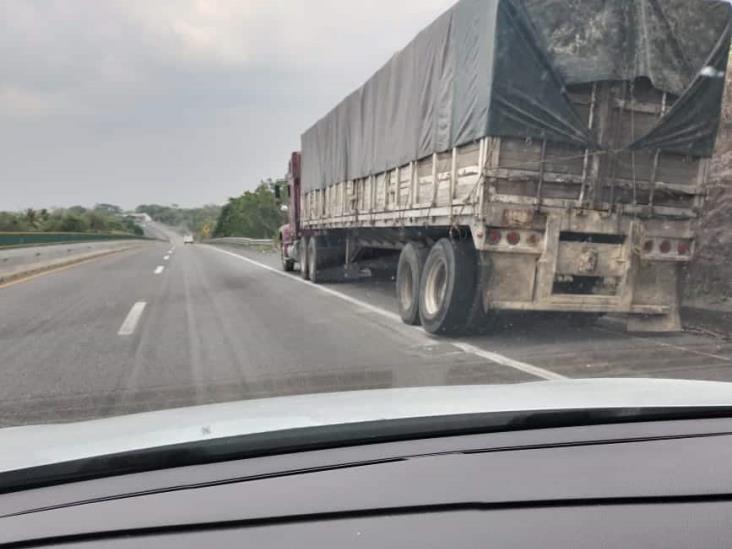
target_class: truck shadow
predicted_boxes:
[463,312,623,345]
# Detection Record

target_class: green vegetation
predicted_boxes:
[0,205,143,236]
[213,180,287,238]
[134,204,221,239]
[2,180,285,243]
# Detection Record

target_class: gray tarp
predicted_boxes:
[301,0,731,191]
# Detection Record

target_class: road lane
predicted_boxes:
[209,245,565,381]
[3,229,732,428]
[0,242,172,423]
[115,243,534,413]
[0,237,533,426]
[215,245,732,383]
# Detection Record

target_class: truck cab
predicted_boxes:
[278,152,302,272]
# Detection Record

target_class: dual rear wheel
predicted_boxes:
[308,236,322,283]
[299,237,310,280]
[397,238,485,335]
[300,236,344,283]
[396,243,429,326]
[302,234,487,335]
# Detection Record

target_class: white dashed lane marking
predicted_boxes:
[118,302,147,336]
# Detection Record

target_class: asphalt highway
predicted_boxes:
[1,224,732,426]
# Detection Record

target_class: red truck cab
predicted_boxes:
[278,152,302,272]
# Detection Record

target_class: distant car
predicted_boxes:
[183,235,194,244]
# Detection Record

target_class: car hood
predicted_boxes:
[3,378,732,473]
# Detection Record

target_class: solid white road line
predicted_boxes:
[208,246,565,381]
[118,301,147,336]
[154,266,165,274]
[164,255,171,261]
[451,342,566,381]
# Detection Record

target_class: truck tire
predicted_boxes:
[300,237,310,280]
[419,238,477,335]
[396,243,429,325]
[308,236,321,283]
[462,259,496,334]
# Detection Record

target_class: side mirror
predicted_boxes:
[280,204,289,212]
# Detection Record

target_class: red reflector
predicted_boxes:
[659,240,671,254]
[487,229,502,245]
[643,240,654,253]
[677,242,690,255]
[526,233,540,246]
[506,231,521,246]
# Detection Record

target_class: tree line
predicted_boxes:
[0,204,143,235]
[1,179,288,241]
[130,181,287,240]
[212,180,287,238]
[135,204,221,239]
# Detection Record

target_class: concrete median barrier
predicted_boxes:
[0,241,146,285]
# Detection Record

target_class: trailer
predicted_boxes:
[279,0,731,335]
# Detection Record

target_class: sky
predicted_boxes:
[1,0,455,211]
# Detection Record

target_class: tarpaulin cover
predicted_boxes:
[301,0,731,191]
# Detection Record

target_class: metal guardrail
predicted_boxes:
[206,237,274,246]
[0,232,150,249]
[0,240,142,282]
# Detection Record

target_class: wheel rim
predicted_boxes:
[423,258,447,317]
[399,263,414,310]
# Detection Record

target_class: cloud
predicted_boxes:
[0,0,456,210]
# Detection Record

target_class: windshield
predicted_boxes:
[1,0,732,440]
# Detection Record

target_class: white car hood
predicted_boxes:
[3,378,732,474]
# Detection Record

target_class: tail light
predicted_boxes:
[642,238,691,258]
[506,231,521,246]
[484,228,541,249]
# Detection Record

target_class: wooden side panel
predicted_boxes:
[300,78,704,229]
[498,138,543,172]
[301,139,486,227]
[398,165,412,208]
[455,142,481,202]
[416,157,433,206]
[434,151,452,207]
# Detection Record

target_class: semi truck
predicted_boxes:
[279,0,731,335]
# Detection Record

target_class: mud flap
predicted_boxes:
[624,222,683,333]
